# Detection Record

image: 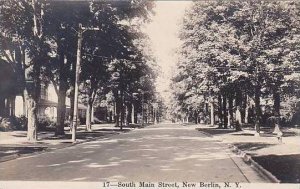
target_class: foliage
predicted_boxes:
[171,1,300,127]
[0,0,158,136]
[37,117,56,131]
[0,116,27,131]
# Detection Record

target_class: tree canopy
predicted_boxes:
[171,1,300,132]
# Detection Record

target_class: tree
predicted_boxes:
[89,1,157,129]
[0,0,157,139]
[171,1,300,134]
[42,1,96,135]
[0,0,51,141]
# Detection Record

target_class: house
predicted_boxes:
[15,84,87,120]
[1,47,87,122]
[0,59,19,118]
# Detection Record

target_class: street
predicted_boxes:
[0,124,266,182]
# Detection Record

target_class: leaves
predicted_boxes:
[171,1,300,119]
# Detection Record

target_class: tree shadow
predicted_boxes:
[233,142,276,152]
[253,154,300,183]
[259,133,277,137]
[197,128,236,135]
[11,133,27,137]
[282,131,297,137]
[42,128,132,141]
[0,128,249,181]
[259,131,297,137]
[92,128,131,132]
[231,133,254,136]
[0,146,47,157]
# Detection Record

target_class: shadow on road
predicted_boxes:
[233,142,276,152]
[42,128,132,141]
[0,146,47,157]
[31,131,236,181]
[196,128,236,135]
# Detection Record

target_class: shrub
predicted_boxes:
[37,117,56,131]
[14,116,28,130]
[0,116,29,131]
[0,117,15,131]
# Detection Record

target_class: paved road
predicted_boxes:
[0,124,266,182]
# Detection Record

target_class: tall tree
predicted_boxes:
[171,1,300,134]
[0,0,51,141]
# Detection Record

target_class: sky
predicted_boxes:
[144,1,191,100]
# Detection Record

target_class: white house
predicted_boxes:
[15,84,87,120]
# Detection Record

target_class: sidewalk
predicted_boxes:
[0,123,138,162]
[196,124,300,183]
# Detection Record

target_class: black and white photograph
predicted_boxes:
[0,0,299,188]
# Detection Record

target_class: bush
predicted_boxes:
[14,116,28,130]
[0,116,29,131]
[37,117,56,131]
[79,117,86,125]
[0,117,15,131]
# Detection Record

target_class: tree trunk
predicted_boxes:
[235,107,242,131]
[125,103,129,126]
[244,95,249,124]
[235,91,242,131]
[25,91,37,141]
[10,96,15,116]
[131,103,135,124]
[55,41,68,136]
[26,0,42,141]
[4,98,9,116]
[115,99,120,127]
[223,95,228,129]
[218,94,223,128]
[254,85,262,135]
[273,88,281,134]
[112,102,116,122]
[25,60,40,141]
[228,96,234,128]
[205,102,209,115]
[120,91,124,130]
[86,100,92,131]
[154,107,158,124]
[91,106,94,123]
[22,95,27,117]
[147,104,151,123]
[194,110,198,124]
[56,87,67,135]
[210,100,214,126]
[0,96,5,117]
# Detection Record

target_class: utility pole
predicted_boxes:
[72,23,99,143]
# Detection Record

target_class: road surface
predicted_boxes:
[0,124,266,182]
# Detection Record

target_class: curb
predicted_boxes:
[195,128,281,183]
[229,144,281,183]
[0,154,20,163]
